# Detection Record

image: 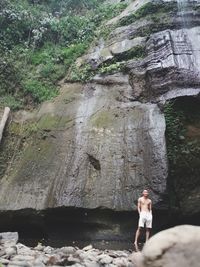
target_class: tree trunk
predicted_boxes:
[0,107,10,144]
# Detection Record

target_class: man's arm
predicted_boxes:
[149,200,152,213]
[137,198,141,214]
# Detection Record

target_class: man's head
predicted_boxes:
[142,189,149,197]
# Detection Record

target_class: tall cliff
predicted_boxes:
[0,0,200,244]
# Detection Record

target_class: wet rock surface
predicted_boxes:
[0,0,200,240]
[0,232,136,267]
[0,81,167,211]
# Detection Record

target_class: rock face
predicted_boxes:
[137,225,200,267]
[130,27,200,102]
[0,80,167,211]
[0,0,200,241]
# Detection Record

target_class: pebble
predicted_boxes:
[98,254,113,264]
[83,244,93,251]
[60,246,76,255]
[0,258,10,264]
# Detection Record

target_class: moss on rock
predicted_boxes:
[90,110,114,128]
[117,1,177,27]
[164,97,200,214]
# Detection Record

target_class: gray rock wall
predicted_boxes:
[128,27,200,101]
[0,78,167,211]
[0,0,200,240]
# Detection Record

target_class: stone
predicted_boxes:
[111,37,145,55]
[83,251,99,262]
[32,259,46,267]
[0,233,18,247]
[83,245,93,251]
[12,255,35,262]
[98,254,113,264]
[111,251,129,258]
[84,260,100,267]
[32,255,49,265]
[140,225,200,267]
[0,248,6,257]
[5,246,17,258]
[34,244,44,251]
[129,252,142,267]
[113,257,129,267]
[8,261,31,267]
[0,258,10,264]
[60,246,76,255]
[33,264,45,267]
[72,264,85,267]
[43,246,53,254]
[67,255,81,264]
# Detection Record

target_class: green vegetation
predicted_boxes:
[164,101,185,164]
[164,97,200,208]
[0,0,127,110]
[0,111,73,178]
[114,45,146,61]
[99,62,125,75]
[135,16,173,37]
[0,95,23,110]
[69,61,126,82]
[117,1,177,27]
[69,45,146,82]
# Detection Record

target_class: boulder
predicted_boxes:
[0,232,18,247]
[138,225,200,267]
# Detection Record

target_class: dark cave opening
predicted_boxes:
[164,95,200,217]
[0,207,199,249]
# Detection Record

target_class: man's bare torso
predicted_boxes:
[139,196,151,212]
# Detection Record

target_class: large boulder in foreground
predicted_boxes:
[137,225,200,267]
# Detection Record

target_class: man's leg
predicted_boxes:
[134,227,141,245]
[145,228,150,242]
[145,214,152,242]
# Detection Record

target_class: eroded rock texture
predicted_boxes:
[0,0,200,240]
[0,80,167,211]
[130,27,200,102]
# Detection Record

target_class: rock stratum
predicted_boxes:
[0,0,200,243]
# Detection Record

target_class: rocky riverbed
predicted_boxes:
[0,232,136,267]
[1,225,200,267]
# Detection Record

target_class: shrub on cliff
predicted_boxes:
[0,0,127,109]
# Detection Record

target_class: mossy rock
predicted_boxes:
[37,115,59,131]
[117,1,177,27]
[90,110,114,128]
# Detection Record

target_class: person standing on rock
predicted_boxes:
[134,189,152,246]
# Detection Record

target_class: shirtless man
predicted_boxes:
[134,189,152,245]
